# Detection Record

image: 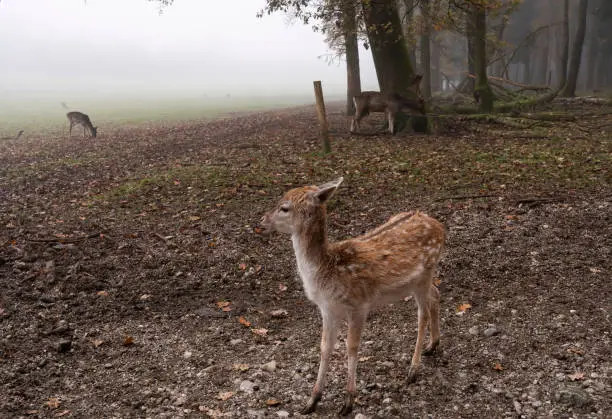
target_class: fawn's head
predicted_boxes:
[260,177,343,235]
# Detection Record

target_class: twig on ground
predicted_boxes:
[26,232,102,243]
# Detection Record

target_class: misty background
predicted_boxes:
[0,0,379,102]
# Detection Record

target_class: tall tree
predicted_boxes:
[559,0,570,89]
[561,0,589,97]
[471,3,494,112]
[420,0,432,100]
[342,1,361,116]
[362,0,418,97]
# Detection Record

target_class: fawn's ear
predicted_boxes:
[313,177,343,204]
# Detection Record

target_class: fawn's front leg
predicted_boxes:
[339,310,367,416]
[301,310,337,415]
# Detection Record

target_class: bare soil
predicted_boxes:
[1,100,611,418]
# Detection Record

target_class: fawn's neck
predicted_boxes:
[291,209,330,275]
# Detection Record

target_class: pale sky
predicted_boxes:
[0,0,378,98]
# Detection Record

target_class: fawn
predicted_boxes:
[260,178,445,416]
[351,74,426,135]
[66,111,97,138]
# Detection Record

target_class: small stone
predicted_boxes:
[262,360,277,373]
[57,340,72,353]
[556,386,591,407]
[277,411,289,418]
[183,351,192,359]
[484,326,500,337]
[175,393,187,406]
[513,400,522,414]
[240,380,256,393]
[382,398,392,404]
[246,409,265,418]
[468,326,479,335]
[532,400,542,408]
[354,414,369,419]
[230,339,243,346]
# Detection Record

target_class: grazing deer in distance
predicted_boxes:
[66,111,97,138]
[260,177,445,416]
[351,74,426,135]
[0,130,24,140]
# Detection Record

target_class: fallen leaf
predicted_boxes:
[25,410,40,415]
[96,290,109,297]
[189,215,201,221]
[216,301,230,309]
[492,362,504,371]
[54,410,71,417]
[239,316,251,327]
[123,336,135,346]
[567,347,585,355]
[434,277,442,286]
[568,372,585,381]
[217,391,234,401]
[456,303,472,314]
[266,399,281,406]
[238,263,247,270]
[254,227,262,234]
[91,339,104,348]
[252,328,268,336]
[278,283,287,292]
[359,356,372,362]
[233,363,250,371]
[45,398,61,409]
[270,309,288,317]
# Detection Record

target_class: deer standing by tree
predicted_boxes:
[260,177,445,415]
[351,75,426,135]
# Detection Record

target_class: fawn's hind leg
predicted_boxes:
[424,284,441,355]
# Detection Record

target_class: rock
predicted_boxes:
[246,409,265,418]
[277,410,289,418]
[57,339,72,353]
[483,326,500,337]
[240,380,256,393]
[468,326,479,335]
[174,393,187,406]
[262,360,277,373]
[556,386,591,408]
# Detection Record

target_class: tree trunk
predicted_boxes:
[559,0,570,88]
[343,1,361,116]
[466,11,476,92]
[585,5,600,91]
[420,0,432,99]
[362,0,425,132]
[402,0,417,69]
[362,0,417,96]
[561,0,589,97]
[472,4,494,112]
[431,38,441,92]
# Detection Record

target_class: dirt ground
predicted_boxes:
[1,99,610,419]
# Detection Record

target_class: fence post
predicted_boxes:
[313,80,331,154]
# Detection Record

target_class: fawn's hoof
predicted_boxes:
[300,393,321,415]
[338,393,354,416]
[423,340,440,356]
[407,367,418,384]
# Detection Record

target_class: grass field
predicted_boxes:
[0,94,322,135]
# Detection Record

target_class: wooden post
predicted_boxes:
[313,80,331,154]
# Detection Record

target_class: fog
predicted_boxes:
[0,0,379,102]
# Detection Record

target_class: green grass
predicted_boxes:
[0,94,314,135]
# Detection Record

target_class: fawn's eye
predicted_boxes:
[280,206,290,213]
